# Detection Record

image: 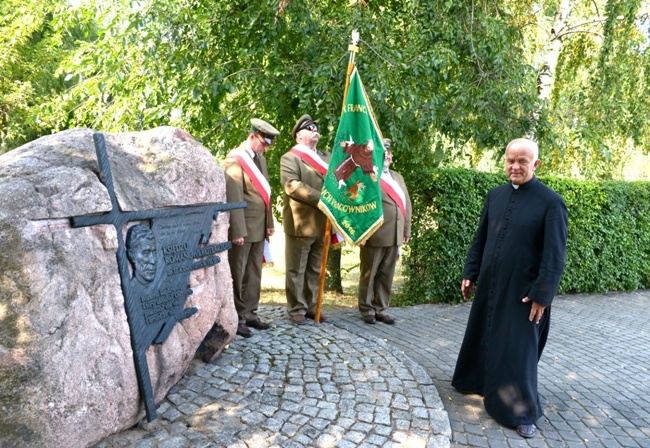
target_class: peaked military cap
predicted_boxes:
[250,118,280,139]
[383,138,392,150]
[291,114,317,139]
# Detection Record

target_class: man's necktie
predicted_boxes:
[253,154,262,170]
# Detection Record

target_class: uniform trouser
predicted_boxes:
[228,240,264,324]
[285,234,324,316]
[358,245,399,317]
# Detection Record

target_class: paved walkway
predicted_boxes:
[95,291,650,448]
[335,291,650,448]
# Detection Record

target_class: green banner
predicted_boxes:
[318,66,384,245]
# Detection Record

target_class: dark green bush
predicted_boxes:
[398,168,650,305]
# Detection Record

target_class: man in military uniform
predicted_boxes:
[222,118,279,338]
[280,114,331,325]
[358,138,411,325]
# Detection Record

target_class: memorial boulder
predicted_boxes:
[0,127,239,447]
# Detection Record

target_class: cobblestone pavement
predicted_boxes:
[96,291,650,448]
[333,291,650,448]
[95,306,451,448]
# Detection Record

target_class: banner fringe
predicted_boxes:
[318,201,383,246]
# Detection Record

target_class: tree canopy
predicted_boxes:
[2,0,649,181]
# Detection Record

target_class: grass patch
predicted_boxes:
[261,222,405,312]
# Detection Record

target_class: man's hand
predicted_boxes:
[267,228,275,237]
[522,297,546,324]
[461,279,474,301]
[232,237,244,246]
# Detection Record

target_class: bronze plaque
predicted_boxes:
[71,133,244,421]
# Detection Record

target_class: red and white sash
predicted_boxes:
[228,149,271,210]
[380,172,407,218]
[289,144,345,245]
[289,144,328,175]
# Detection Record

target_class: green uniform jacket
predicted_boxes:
[222,143,273,243]
[365,170,412,247]
[280,147,331,237]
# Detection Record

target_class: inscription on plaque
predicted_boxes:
[70,133,245,422]
[140,287,190,324]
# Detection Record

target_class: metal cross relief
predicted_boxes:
[71,133,244,421]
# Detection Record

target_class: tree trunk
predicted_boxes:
[325,246,343,293]
[537,0,573,101]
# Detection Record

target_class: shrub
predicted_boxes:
[398,168,650,304]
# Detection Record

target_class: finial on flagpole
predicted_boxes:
[349,30,359,53]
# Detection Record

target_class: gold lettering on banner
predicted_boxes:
[321,190,379,214]
[346,104,368,114]
[342,221,356,236]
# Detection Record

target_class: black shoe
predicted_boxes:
[236,323,252,338]
[516,424,536,438]
[363,315,376,324]
[306,312,329,322]
[246,318,271,330]
[376,314,395,325]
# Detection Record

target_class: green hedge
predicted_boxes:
[399,168,650,305]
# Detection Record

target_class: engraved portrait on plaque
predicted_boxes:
[127,225,158,285]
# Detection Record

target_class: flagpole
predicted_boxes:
[314,30,360,324]
[341,30,360,112]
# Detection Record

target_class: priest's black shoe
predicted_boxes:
[236,323,253,338]
[246,318,270,330]
[363,315,376,324]
[376,314,395,325]
[516,424,536,438]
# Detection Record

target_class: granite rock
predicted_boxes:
[0,127,237,448]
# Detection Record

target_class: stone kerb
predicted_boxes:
[0,127,238,448]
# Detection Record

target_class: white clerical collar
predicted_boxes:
[511,183,520,190]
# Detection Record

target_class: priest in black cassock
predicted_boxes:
[451,138,568,439]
